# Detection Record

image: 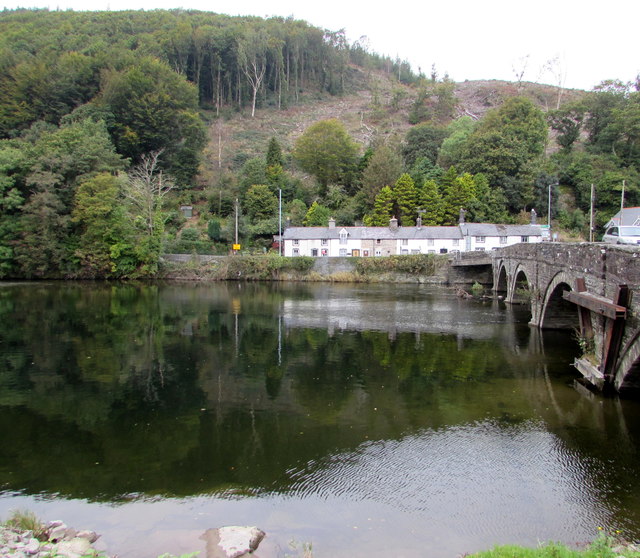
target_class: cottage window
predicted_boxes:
[321,239,328,246]
[401,239,408,246]
[500,236,508,244]
[293,239,299,245]
[521,236,529,243]
[427,238,434,246]
[452,239,459,246]
[339,232,348,245]
[376,239,382,245]
[476,236,486,243]
[339,248,348,256]
[293,248,300,256]
[375,249,382,256]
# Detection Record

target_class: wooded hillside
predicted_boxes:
[1,9,639,279]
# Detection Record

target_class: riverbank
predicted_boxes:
[157,253,488,285]
[3,519,640,558]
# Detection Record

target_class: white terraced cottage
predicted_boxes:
[281,214,544,257]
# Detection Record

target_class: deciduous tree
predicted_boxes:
[361,144,402,206]
[293,119,358,194]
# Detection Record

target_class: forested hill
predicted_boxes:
[0,9,413,136]
[1,9,639,280]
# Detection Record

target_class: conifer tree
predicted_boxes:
[266,137,283,168]
[440,166,461,224]
[467,173,509,223]
[394,173,418,225]
[442,171,477,224]
[364,185,394,226]
[303,201,331,226]
[418,179,444,225]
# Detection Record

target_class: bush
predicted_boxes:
[181,228,200,242]
[223,255,314,280]
[354,254,446,276]
[207,218,222,241]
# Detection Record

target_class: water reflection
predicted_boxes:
[1,282,640,557]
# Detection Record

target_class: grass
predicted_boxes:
[467,534,640,558]
[3,509,49,540]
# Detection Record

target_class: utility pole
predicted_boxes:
[589,183,595,243]
[279,188,282,256]
[235,198,239,247]
[548,183,553,235]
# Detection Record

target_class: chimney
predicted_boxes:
[328,217,336,229]
[530,208,537,225]
[459,208,466,224]
[416,215,422,229]
[389,216,398,230]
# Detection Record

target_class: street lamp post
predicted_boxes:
[279,189,282,256]
[548,183,552,232]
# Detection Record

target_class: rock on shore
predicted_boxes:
[0,520,103,558]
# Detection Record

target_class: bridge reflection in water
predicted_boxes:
[492,242,640,395]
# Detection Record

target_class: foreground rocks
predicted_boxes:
[201,526,266,558]
[0,521,102,557]
[0,521,267,558]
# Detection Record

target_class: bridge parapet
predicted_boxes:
[492,242,640,394]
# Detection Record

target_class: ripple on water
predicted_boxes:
[280,419,610,542]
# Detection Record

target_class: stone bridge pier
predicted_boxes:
[492,243,640,395]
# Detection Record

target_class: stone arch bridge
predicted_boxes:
[491,243,640,395]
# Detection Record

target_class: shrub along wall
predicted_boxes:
[160,254,451,282]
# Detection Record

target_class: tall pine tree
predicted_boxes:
[394,173,418,225]
[364,185,394,226]
[418,179,444,225]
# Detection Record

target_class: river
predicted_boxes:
[1,281,640,557]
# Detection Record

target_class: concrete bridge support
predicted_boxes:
[492,243,640,395]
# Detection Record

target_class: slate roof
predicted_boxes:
[282,226,464,240]
[283,224,543,240]
[605,207,640,227]
[460,223,543,237]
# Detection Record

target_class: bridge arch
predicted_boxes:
[509,265,532,305]
[614,331,640,394]
[539,272,579,330]
[495,262,508,294]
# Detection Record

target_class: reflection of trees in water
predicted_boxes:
[1,281,623,506]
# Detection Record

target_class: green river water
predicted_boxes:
[1,281,640,557]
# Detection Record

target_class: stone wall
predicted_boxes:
[311,257,356,275]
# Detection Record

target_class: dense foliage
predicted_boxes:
[1,9,640,279]
[0,8,419,278]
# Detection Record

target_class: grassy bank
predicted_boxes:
[159,254,317,281]
[467,535,640,558]
[158,253,450,283]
